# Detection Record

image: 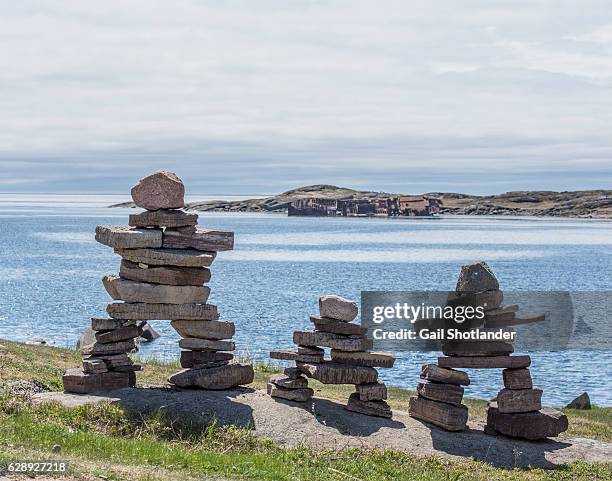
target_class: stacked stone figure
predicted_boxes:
[63,171,253,394]
[409,261,568,439]
[268,295,395,418]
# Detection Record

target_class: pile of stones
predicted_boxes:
[268,295,395,418]
[63,171,254,394]
[409,261,568,439]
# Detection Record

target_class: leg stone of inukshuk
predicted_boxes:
[63,171,254,393]
[267,295,395,417]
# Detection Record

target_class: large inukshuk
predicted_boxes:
[63,171,254,393]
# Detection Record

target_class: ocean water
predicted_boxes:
[1,194,611,406]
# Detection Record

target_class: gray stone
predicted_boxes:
[166,225,197,235]
[76,328,96,351]
[267,383,313,402]
[441,340,514,357]
[168,363,254,389]
[270,373,308,389]
[356,381,387,401]
[484,305,519,324]
[345,392,392,418]
[107,302,219,320]
[319,295,358,322]
[409,396,468,431]
[447,290,503,312]
[115,248,216,267]
[502,368,533,390]
[113,364,142,372]
[82,359,108,374]
[95,225,162,249]
[162,228,234,252]
[63,368,135,394]
[456,261,499,292]
[119,259,211,286]
[497,387,543,413]
[178,338,235,351]
[129,209,197,228]
[438,355,531,369]
[297,362,378,385]
[566,392,591,410]
[95,325,143,344]
[297,345,324,355]
[87,353,133,369]
[331,350,395,368]
[81,339,136,356]
[138,321,160,341]
[131,171,185,211]
[91,318,135,331]
[102,275,210,304]
[293,331,372,352]
[486,403,568,440]
[171,320,235,340]
[310,316,366,336]
[269,349,324,363]
[420,364,470,386]
[180,350,233,368]
[283,367,302,379]
[417,381,464,406]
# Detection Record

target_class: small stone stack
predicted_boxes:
[409,261,568,439]
[269,295,395,418]
[63,171,253,394]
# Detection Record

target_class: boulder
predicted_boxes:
[76,328,96,351]
[293,331,372,352]
[103,275,210,304]
[420,364,470,386]
[178,338,235,352]
[331,350,395,368]
[345,392,392,418]
[168,363,254,389]
[408,396,468,431]
[356,381,387,401]
[115,248,216,267]
[456,261,499,292]
[63,368,135,394]
[310,316,366,336]
[267,383,313,402]
[95,325,143,344]
[138,321,160,341]
[566,392,591,410]
[95,225,162,249]
[486,403,568,440]
[438,355,531,369]
[119,260,211,286]
[130,171,185,211]
[417,381,464,406]
[297,362,378,385]
[128,209,197,228]
[502,368,533,390]
[171,320,235,340]
[270,373,309,389]
[162,228,234,252]
[496,387,543,413]
[180,350,233,368]
[107,302,218,321]
[319,295,358,322]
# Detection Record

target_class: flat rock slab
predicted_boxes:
[115,248,216,267]
[356,381,387,401]
[441,340,514,357]
[120,260,211,286]
[129,209,197,228]
[178,338,235,351]
[417,381,464,406]
[131,171,185,210]
[421,364,470,385]
[438,355,531,369]
[81,339,135,356]
[171,320,235,340]
[346,392,392,418]
[168,363,254,389]
[497,387,543,413]
[311,316,366,336]
[331,350,395,368]
[293,331,372,352]
[91,318,135,331]
[95,325,143,344]
[409,396,468,431]
[107,302,219,321]
[270,373,308,389]
[503,368,533,390]
[269,349,323,363]
[319,295,358,322]
[32,391,121,408]
[96,225,162,249]
[103,275,210,304]
[62,368,135,394]
[36,386,612,469]
[487,403,569,440]
[485,313,546,328]
[297,361,378,385]
[267,383,313,402]
[180,350,233,368]
[447,290,503,311]
[163,228,234,252]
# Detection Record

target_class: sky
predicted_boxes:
[0,0,611,196]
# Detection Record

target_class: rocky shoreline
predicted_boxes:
[110,185,612,219]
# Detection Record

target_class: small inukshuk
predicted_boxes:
[268,295,395,418]
[63,171,254,393]
[408,261,568,439]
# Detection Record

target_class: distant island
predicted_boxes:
[110,185,612,218]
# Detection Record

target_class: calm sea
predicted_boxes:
[1,194,611,406]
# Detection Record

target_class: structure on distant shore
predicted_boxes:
[288,195,441,217]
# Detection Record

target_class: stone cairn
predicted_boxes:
[63,171,254,394]
[409,261,568,440]
[268,295,395,418]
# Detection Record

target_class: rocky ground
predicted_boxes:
[110,185,612,218]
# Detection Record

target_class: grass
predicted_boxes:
[0,339,610,481]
